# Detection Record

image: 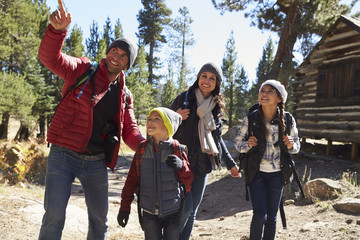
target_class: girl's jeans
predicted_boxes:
[249,171,283,240]
[179,173,208,240]
[38,145,108,240]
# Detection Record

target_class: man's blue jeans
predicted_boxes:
[38,145,108,240]
[142,211,180,240]
[249,171,283,240]
[179,173,208,240]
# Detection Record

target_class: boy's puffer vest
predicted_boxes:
[140,140,183,217]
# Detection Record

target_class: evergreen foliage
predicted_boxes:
[212,0,357,85]
[0,72,36,127]
[64,24,85,57]
[126,45,155,123]
[161,65,178,108]
[114,18,124,39]
[247,38,275,109]
[86,20,100,61]
[168,6,195,91]
[137,0,172,85]
[221,31,249,127]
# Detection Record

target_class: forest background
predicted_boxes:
[0,0,359,143]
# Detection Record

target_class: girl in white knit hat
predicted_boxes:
[234,79,300,240]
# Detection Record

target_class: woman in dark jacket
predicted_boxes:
[234,79,300,240]
[171,62,241,240]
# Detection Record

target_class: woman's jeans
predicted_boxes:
[179,173,208,240]
[142,211,180,240]
[249,171,283,240]
[38,145,108,240]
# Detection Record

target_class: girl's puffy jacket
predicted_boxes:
[38,25,144,171]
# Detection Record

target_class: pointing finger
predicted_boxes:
[58,0,65,12]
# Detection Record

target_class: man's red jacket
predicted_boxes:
[38,25,144,171]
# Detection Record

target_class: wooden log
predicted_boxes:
[296,115,360,122]
[298,131,360,142]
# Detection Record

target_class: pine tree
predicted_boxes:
[0,72,36,139]
[221,31,237,128]
[168,6,195,92]
[137,0,172,85]
[86,20,100,61]
[95,38,107,64]
[212,0,356,85]
[103,16,113,49]
[126,45,156,123]
[233,66,249,124]
[161,64,178,108]
[64,24,85,57]
[114,18,124,39]
[247,38,275,109]
[0,0,53,139]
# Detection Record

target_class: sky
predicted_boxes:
[47,0,360,84]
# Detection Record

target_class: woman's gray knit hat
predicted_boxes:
[197,62,223,83]
[106,37,137,69]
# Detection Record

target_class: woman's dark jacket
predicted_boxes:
[244,109,294,185]
[170,86,236,174]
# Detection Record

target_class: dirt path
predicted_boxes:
[1,153,360,240]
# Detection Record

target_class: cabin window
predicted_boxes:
[317,62,360,102]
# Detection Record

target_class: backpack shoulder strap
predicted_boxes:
[247,109,258,137]
[134,139,149,177]
[49,62,99,126]
[284,112,292,136]
[171,139,188,156]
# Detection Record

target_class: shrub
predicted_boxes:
[0,142,47,185]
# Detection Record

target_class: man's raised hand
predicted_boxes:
[49,0,71,31]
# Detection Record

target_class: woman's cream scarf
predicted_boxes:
[196,88,219,155]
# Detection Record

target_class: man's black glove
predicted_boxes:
[117,211,129,228]
[165,154,183,171]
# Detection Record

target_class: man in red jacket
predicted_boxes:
[38,1,144,239]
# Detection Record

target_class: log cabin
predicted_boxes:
[293,15,360,161]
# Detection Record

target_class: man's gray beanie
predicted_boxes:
[196,62,223,83]
[106,37,137,69]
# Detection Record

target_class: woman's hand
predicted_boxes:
[283,135,294,149]
[176,108,190,120]
[49,0,72,31]
[229,166,241,178]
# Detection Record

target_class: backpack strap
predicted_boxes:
[183,91,189,109]
[48,62,99,128]
[75,61,99,99]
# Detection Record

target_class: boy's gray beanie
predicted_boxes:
[149,107,182,138]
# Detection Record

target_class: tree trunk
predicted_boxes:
[267,0,298,84]
[148,41,155,85]
[14,121,29,141]
[0,112,10,139]
[38,115,46,139]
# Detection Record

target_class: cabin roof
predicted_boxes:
[298,15,360,69]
